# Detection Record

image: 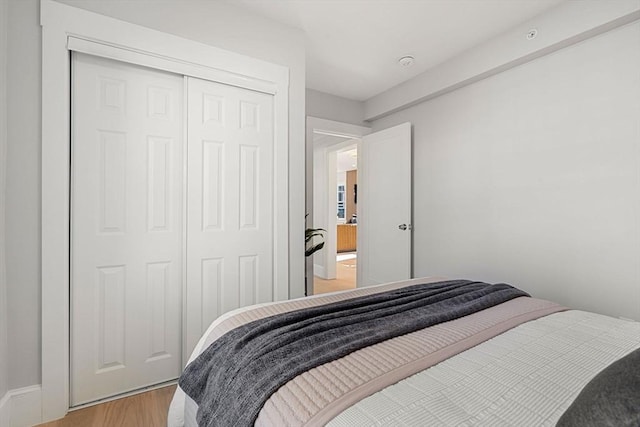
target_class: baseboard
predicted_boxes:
[0,385,42,427]
[0,391,10,427]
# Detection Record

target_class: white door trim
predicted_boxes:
[41,0,290,421]
[66,36,279,96]
[306,117,371,295]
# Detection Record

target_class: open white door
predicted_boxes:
[358,122,412,286]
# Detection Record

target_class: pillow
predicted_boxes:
[557,347,640,426]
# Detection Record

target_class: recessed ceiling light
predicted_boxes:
[398,55,415,67]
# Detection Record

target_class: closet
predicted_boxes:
[70,53,275,406]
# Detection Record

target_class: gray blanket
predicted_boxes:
[179,279,529,427]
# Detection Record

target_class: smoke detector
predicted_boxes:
[397,56,415,67]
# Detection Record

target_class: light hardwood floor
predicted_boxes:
[37,385,176,427]
[314,254,357,294]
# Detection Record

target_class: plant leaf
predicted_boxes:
[305,241,324,257]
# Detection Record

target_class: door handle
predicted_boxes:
[398,224,410,230]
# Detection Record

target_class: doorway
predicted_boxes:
[313,143,359,294]
[305,117,371,296]
[305,118,413,296]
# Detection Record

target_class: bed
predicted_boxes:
[167,277,640,427]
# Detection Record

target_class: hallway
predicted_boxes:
[313,253,357,294]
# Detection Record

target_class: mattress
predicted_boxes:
[168,278,640,427]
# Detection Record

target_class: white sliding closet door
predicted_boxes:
[185,77,274,357]
[71,53,184,406]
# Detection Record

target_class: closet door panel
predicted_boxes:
[71,53,183,406]
[186,77,274,358]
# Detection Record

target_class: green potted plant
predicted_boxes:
[305,214,325,257]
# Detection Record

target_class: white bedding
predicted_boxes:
[169,302,640,426]
[329,310,640,426]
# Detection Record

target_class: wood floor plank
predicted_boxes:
[314,256,357,294]
[37,385,177,427]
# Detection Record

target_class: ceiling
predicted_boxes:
[313,134,358,172]
[226,0,565,101]
[337,147,358,173]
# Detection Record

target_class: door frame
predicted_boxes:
[41,0,290,421]
[305,117,371,295]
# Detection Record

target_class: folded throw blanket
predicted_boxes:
[179,279,529,427]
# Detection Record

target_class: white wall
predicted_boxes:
[6,0,42,390]
[306,89,366,127]
[372,21,640,320]
[312,135,344,279]
[312,143,330,278]
[0,0,10,404]
[5,0,306,392]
